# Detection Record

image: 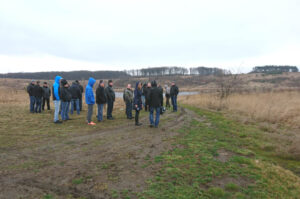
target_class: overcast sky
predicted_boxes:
[0,0,299,73]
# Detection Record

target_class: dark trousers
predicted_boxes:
[42,97,50,110]
[107,100,114,119]
[126,101,133,118]
[166,96,170,108]
[135,109,140,124]
[87,104,94,123]
[171,95,178,111]
[79,96,83,111]
[29,96,35,113]
[35,97,42,113]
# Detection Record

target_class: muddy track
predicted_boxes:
[0,107,203,199]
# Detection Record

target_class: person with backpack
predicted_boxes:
[60,79,72,121]
[27,80,36,113]
[96,80,107,122]
[123,84,134,119]
[105,80,115,120]
[53,76,62,123]
[170,82,179,112]
[33,81,44,113]
[134,82,143,126]
[69,81,81,115]
[149,81,163,128]
[164,84,171,109]
[42,82,51,111]
[85,77,96,125]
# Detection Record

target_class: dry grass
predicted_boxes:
[179,91,300,129]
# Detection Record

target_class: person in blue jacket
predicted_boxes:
[52,75,62,124]
[134,81,143,126]
[85,77,96,125]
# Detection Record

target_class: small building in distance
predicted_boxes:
[251,65,299,74]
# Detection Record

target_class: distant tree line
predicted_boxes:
[251,65,299,74]
[0,70,129,80]
[125,66,226,77]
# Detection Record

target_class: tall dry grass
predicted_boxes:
[179,91,300,129]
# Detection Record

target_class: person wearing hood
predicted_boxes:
[52,76,62,123]
[85,77,96,125]
[60,79,72,121]
[170,82,179,112]
[123,84,133,119]
[165,84,171,109]
[149,80,163,128]
[27,80,36,113]
[134,82,143,126]
[70,81,81,115]
[96,80,107,122]
[105,79,115,120]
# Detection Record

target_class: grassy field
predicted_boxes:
[1,79,300,198]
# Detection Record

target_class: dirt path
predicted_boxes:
[0,107,201,199]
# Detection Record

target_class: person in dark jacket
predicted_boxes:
[53,76,62,123]
[123,84,134,119]
[69,82,81,115]
[170,82,179,112]
[75,80,84,111]
[134,82,143,126]
[33,81,44,113]
[85,77,96,125]
[27,80,36,113]
[42,82,51,111]
[96,80,107,122]
[158,84,164,106]
[141,83,147,108]
[60,79,72,121]
[105,80,115,120]
[149,81,163,128]
[144,82,151,111]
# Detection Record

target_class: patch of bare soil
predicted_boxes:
[215,149,235,163]
[209,175,254,189]
[0,107,201,199]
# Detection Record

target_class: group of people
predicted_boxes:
[27,80,52,113]
[26,76,179,128]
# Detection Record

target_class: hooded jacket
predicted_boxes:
[85,77,96,105]
[123,88,133,103]
[134,82,142,110]
[52,76,62,100]
[60,79,72,102]
[149,81,163,108]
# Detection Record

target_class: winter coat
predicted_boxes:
[52,76,62,100]
[123,88,134,103]
[70,83,81,99]
[149,82,163,108]
[105,85,115,102]
[170,85,179,97]
[60,79,72,102]
[96,86,107,104]
[42,86,51,99]
[85,77,96,105]
[165,86,170,98]
[33,85,44,98]
[134,82,142,110]
[144,87,151,103]
[27,83,35,96]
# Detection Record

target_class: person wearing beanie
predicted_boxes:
[85,77,96,125]
[170,82,179,112]
[32,80,44,113]
[105,79,115,120]
[96,80,107,122]
[60,79,72,121]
